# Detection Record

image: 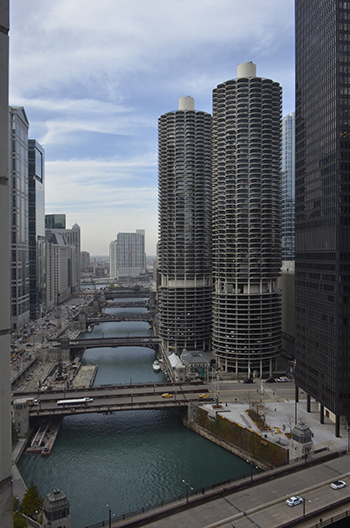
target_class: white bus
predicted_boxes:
[57,397,93,407]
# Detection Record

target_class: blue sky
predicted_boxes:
[9,0,295,256]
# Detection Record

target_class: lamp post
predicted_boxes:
[106,505,111,528]
[182,479,193,503]
[246,460,258,481]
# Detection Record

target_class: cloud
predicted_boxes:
[9,0,295,256]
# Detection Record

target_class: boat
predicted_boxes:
[152,360,161,372]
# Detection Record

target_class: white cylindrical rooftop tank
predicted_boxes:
[237,62,257,78]
[179,96,195,111]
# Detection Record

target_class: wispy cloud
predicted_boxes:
[9,0,295,255]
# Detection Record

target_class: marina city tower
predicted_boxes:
[158,97,212,355]
[212,63,282,378]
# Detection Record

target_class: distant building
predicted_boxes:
[45,213,66,230]
[211,63,282,378]
[158,96,212,354]
[45,231,75,309]
[281,113,295,262]
[46,220,81,292]
[81,250,90,272]
[28,139,45,319]
[9,106,30,330]
[109,231,145,280]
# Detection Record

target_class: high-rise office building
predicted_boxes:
[45,231,75,309]
[295,0,350,435]
[46,219,81,293]
[9,106,30,330]
[158,96,212,354]
[0,2,13,525]
[81,251,90,272]
[281,113,295,263]
[110,231,145,280]
[45,213,66,230]
[28,139,45,319]
[212,63,282,378]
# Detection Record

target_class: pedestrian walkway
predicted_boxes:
[202,397,348,458]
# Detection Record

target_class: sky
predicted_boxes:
[9,0,295,257]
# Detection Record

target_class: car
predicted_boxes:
[243,378,254,384]
[265,378,276,383]
[286,496,303,507]
[277,377,289,382]
[199,393,210,399]
[162,393,173,398]
[331,480,347,490]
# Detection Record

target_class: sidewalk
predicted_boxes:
[12,438,28,500]
[202,396,348,457]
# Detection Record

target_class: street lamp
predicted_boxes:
[106,504,112,528]
[182,479,193,503]
[246,460,258,481]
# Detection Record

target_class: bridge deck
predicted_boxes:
[14,381,212,417]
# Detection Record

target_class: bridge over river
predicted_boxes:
[68,335,161,352]
[13,381,213,418]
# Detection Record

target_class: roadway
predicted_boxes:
[69,335,161,350]
[108,453,350,528]
[13,381,213,417]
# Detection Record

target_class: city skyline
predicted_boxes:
[9,0,294,256]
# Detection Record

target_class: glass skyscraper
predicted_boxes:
[295,0,350,435]
[9,106,30,330]
[28,139,45,319]
[281,113,295,262]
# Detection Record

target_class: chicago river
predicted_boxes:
[17,302,251,528]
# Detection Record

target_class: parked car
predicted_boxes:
[265,378,276,383]
[286,496,303,507]
[277,377,289,383]
[243,378,254,384]
[331,480,347,490]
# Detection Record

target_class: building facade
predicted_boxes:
[45,213,66,230]
[110,231,145,280]
[28,139,45,319]
[81,250,90,272]
[0,2,13,525]
[211,63,282,378]
[281,112,295,263]
[295,0,350,435]
[46,219,81,293]
[9,106,30,330]
[45,231,76,310]
[158,96,212,354]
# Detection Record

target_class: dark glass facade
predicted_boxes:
[28,139,45,319]
[295,0,350,433]
[10,107,30,330]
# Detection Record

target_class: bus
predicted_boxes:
[56,397,93,407]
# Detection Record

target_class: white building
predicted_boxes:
[110,231,145,280]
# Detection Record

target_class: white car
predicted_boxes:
[331,480,347,490]
[286,496,303,507]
